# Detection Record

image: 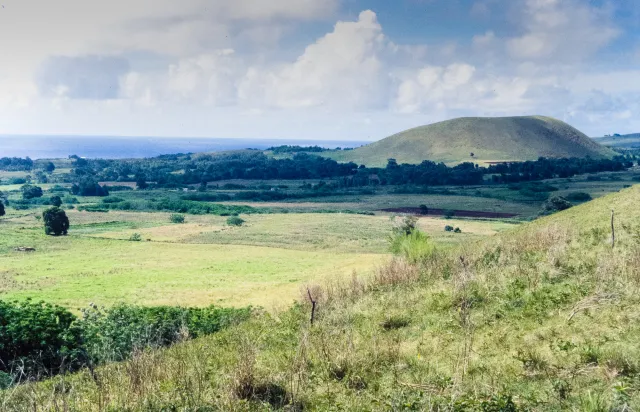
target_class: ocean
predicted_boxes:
[0,135,370,159]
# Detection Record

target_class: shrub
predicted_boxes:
[21,184,43,200]
[443,209,455,219]
[0,200,4,217]
[0,301,251,383]
[227,216,245,226]
[170,214,185,224]
[566,192,593,202]
[392,215,418,236]
[129,233,142,241]
[43,207,69,236]
[419,204,429,215]
[389,230,436,263]
[80,304,251,364]
[49,195,62,207]
[0,300,85,380]
[444,225,454,232]
[454,227,462,233]
[541,196,573,215]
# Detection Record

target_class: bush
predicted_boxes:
[0,301,251,384]
[80,304,251,364]
[0,200,4,217]
[50,195,62,207]
[444,225,454,232]
[129,233,142,242]
[21,184,43,200]
[443,209,456,219]
[454,227,462,233]
[419,204,429,215]
[566,192,592,202]
[541,196,573,215]
[227,216,245,226]
[43,207,69,236]
[0,300,85,380]
[170,214,186,223]
[389,230,436,263]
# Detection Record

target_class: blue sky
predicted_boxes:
[1,0,639,140]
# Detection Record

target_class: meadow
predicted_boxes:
[3,182,640,410]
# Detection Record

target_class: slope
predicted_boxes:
[329,115,616,166]
[4,186,640,410]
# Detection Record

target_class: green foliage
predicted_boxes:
[566,191,593,202]
[419,204,429,215]
[0,300,86,380]
[93,197,257,216]
[21,184,43,200]
[0,301,250,385]
[169,214,185,224]
[49,195,62,207]
[541,196,573,215]
[227,216,245,226]
[444,209,456,219]
[0,200,4,217]
[392,215,418,236]
[129,233,142,242]
[389,230,436,263]
[42,207,69,236]
[79,304,251,364]
[71,179,109,197]
[444,225,454,232]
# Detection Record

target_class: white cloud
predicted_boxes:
[506,0,619,61]
[237,10,389,109]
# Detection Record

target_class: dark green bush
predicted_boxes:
[50,195,62,207]
[80,304,251,363]
[444,225,454,232]
[43,207,69,236]
[0,300,86,379]
[227,216,245,226]
[541,196,573,215]
[0,200,4,217]
[566,192,592,202]
[21,184,43,200]
[0,301,251,384]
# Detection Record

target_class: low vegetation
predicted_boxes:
[3,186,640,410]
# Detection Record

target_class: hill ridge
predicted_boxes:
[327,115,616,166]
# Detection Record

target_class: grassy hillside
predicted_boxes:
[327,116,616,166]
[4,186,640,410]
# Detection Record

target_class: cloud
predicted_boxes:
[506,0,619,61]
[36,55,130,99]
[238,10,390,109]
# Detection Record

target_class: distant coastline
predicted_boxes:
[0,135,369,159]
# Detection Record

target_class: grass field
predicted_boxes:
[0,209,511,310]
[5,185,640,410]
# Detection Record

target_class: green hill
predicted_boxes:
[6,186,640,410]
[328,115,616,166]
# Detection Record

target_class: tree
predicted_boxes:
[135,173,148,190]
[541,196,573,215]
[21,184,43,200]
[0,201,5,217]
[50,196,63,207]
[43,207,69,236]
[45,162,56,173]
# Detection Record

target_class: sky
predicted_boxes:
[1,0,639,141]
